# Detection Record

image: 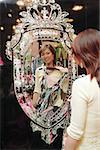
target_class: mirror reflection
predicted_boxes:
[32,43,69,113]
[12,39,73,143]
[5,0,78,144]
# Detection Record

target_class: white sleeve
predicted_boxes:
[67,79,89,140]
[34,69,41,94]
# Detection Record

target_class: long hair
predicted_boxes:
[72,28,100,84]
[39,44,56,65]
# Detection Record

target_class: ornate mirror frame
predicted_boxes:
[6,0,78,144]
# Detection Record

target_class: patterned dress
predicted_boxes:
[34,66,69,112]
[31,65,71,144]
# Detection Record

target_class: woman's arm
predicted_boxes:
[63,134,79,150]
[32,68,41,107]
[64,78,89,149]
[32,92,40,107]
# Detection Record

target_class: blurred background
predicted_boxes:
[0,0,99,149]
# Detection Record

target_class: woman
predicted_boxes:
[63,28,100,150]
[32,44,69,113]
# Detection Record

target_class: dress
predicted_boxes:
[31,65,70,144]
[34,65,69,111]
[67,74,100,150]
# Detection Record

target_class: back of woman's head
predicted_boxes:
[72,28,100,84]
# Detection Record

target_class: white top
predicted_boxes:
[34,66,69,107]
[67,75,100,150]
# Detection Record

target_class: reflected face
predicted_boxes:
[41,48,54,65]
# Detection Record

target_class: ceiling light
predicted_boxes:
[12,25,16,30]
[16,0,36,7]
[67,18,74,23]
[16,19,21,23]
[8,13,12,18]
[16,0,24,7]
[0,26,4,31]
[7,35,11,39]
[0,0,4,2]
[72,5,83,11]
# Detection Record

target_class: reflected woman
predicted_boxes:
[32,44,69,113]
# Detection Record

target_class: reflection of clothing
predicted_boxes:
[67,75,100,149]
[34,65,69,111]
[32,57,43,75]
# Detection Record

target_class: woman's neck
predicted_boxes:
[46,63,55,68]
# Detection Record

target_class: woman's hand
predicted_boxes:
[62,132,68,150]
[32,92,40,107]
[31,105,37,112]
[63,133,79,150]
[27,100,37,112]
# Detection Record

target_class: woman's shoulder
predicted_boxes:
[36,65,45,71]
[74,74,90,84]
[72,75,91,100]
[35,65,45,76]
[73,75,99,102]
[55,66,68,73]
[73,74,97,89]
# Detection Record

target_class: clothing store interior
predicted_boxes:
[0,0,99,149]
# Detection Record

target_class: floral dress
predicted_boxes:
[30,65,71,144]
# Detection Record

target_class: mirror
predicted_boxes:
[6,0,78,144]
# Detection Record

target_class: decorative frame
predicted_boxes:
[6,0,78,144]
